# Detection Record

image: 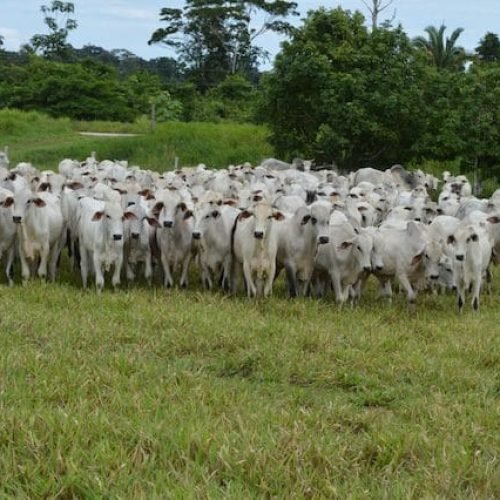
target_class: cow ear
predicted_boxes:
[92,211,105,221]
[487,215,500,224]
[33,198,47,207]
[339,241,353,250]
[223,199,236,206]
[447,235,456,245]
[141,189,156,201]
[66,181,84,190]
[238,210,252,221]
[152,202,164,215]
[212,210,220,218]
[301,214,311,225]
[123,211,137,221]
[144,216,160,227]
[183,209,193,220]
[2,196,14,208]
[273,211,285,221]
[412,251,424,265]
[37,182,51,192]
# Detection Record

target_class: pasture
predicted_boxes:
[0,110,498,497]
[0,263,499,497]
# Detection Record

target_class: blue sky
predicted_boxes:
[1,0,498,66]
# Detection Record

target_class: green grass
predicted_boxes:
[0,257,498,497]
[0,109,274,170]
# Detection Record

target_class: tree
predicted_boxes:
[30,1,78,60]
[360,0,394,31]
[262,8,426,168]
[475,32,500,63]
[0,34,4,49]
[413,25,466,70]
[148,0,298,90]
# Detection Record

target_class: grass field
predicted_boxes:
[0,108,499,497]
[0,257,499,497]
[0,109,274,170]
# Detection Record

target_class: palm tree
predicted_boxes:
[413,25,466,70]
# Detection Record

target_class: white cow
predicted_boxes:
[275,202,331,297]
[153,190,195,288]
[78,198,135,292]
[192,203,239,290]
[9,189,65,282]
[372,221,427,306]
[0,187,17,284]
[313,222,372,304]
[447,223,492,312]
[232,202,285,297]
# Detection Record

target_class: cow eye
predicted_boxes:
[106,215,111,219]
[404,206,412,211]
[357,245,362,251]
[311,217,317,225]
[26,200,32,204]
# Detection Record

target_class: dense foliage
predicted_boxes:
[0,3,498,180]
[260,8,500,181]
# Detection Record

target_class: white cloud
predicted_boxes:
[0,27,23,50]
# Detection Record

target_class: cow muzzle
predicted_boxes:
[12,216,22,224]
[163,221,173,228]
[318,236,329,245]
[254,231,264,239]
[113,234,122,241]
[192,231,201,240]
[456,254,464,261]
[131,233,140,240]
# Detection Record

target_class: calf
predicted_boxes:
[448,224,492,312]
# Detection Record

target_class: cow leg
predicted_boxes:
[161,253,173,288]
[5,246,15,286]
[112,255,123,290]
[79,244,89,288]
[398,273,416,306]
[471,274,481,312]
[37,242,50,280]
[264,263,276,298]
[93,254,105,293]
[144,254,153,286]
[18,245,30,284]
[330,271,344,305]
[243,261,256,297]
[179,254,192,288]
[285,262,297,298]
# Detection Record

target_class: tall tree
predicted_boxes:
[475,32,500,63]
[0,34,4,49]
[262,8,426,168]
[413,25,465,70]
[148,0,298,90]
[360,0,394,31]
[30,1,77,61]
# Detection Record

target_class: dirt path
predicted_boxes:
[78,132,142,137]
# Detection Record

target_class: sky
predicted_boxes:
[1,0,498,67]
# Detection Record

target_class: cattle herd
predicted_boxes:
[0,148,499,312]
